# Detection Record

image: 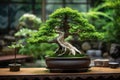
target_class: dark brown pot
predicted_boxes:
[45,57,91,72]
[9,63,21,72]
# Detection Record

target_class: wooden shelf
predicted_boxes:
[0,54,33,62]
[0,67,120,80]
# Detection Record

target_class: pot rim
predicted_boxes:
[9,63,21,66]
[45,56,90,60]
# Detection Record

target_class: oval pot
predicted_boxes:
[45,57,91,72]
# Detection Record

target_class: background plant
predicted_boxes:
[102,0,120,44]
[83,0,120,58]
[18,13,42,29]
[81,6,112,33]
[89,0,120,44]
[9,13,43,58]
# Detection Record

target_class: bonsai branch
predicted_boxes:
[55,28,82,56]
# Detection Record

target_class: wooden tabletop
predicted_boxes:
[0,67,120,80]
[0,67,120,75]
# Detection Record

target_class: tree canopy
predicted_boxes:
[28,7,102,43]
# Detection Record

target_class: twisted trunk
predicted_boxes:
[55,29,81,56]
[62,14,69,38]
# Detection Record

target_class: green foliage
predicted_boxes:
[102,0,120,8]
[82,9,112,21]
[19,13,41,29]
[28,24,57,43]
[80,0,120,43]
[81,5,113,33]
[8,13,43,58]
[19,43,57,59]
[101,0,120,44]
[9,28,37,52]
[47,7,96,34]
[8,40,24,49]
[80,32,105,41]
[28,7,101,44]
[15,28,37,37]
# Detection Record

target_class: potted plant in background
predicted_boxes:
[8,13,42,71]
[8,40,23,71]
[14,13,42,57]
[28,7,102,72]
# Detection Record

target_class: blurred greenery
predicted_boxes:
[19,43,58,59]
[19,13,42,29]
[80,0,120,44]
[94,0,120,44]
[104,0,120,44]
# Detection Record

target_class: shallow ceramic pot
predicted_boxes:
[45,57,90,72]
[9,63,21,72]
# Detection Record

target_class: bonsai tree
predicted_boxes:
[8,40,24,63]
[8,39,23,71]
[28,7,101,57]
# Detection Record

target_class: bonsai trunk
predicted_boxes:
[14,48,17,65]
[9,47,21,72]
[62,14,70,38]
